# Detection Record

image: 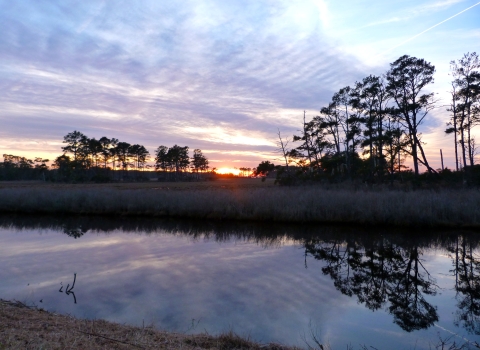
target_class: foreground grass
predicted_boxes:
[0,183,479,227]
[0,300,297,350]
[0,178,276,191]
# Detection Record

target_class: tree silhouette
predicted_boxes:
[319,103,342,156]
[169,145,190,175]
[109,138,119,177]
[253,161,275,180]
[154,145,169,173]
[352,75,391,181]
[445,82,461,171]
[1,154,36,180]
[52,154,72,181]
[192,149,209,173]
[129,144,150,171]
[62,131,86,162]
[115,142,131,177]
[383,114,407,184]
[154,145,193,180]
[386,55,436,176]
[332,86,358,176]
[448,52,480,169]
[281,54,475,184]
[87,138,102,168]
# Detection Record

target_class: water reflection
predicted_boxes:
[59,273,78,304]
[63,226,87,239]
[447,236,480,334]
[1,215,480,348]
[0,215,301,243]
[304,236,438,332]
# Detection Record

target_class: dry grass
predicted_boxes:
[0,180,479,227]
[0,300,298,350]
[0,178,276,191]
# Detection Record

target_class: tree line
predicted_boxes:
[1,52,478,185]
[0,131,212,182]
[263,53,480,186]
[0,154,50,181]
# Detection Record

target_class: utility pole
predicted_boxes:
[440,149,444,171]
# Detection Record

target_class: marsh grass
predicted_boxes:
[0,185,479,227]
[0,300,297,350]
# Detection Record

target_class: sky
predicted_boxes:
[0,0,479,171]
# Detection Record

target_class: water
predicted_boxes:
[1,215,479,349]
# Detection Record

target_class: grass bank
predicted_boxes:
[0,300,297,350]
[0,184,479,228]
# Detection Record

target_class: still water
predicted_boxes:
[1,215,480,349]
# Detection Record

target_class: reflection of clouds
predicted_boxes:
[2,223,479,348]
[1,233,131,258]
[0,226,345,346]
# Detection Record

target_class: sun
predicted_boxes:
[215,167,241,176]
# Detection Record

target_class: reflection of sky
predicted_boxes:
[1,225,479,349]
[1,1,479,168]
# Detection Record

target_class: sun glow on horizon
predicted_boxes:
[215,167,242,175]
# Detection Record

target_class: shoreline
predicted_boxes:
[0,185,480,229]
[0,299,298,349]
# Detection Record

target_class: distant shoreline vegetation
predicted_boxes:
[1,130,217,183]
[0,185,479,228]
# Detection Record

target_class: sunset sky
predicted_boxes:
[1,0,479,170]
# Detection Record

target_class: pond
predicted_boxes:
[1,215,479,349]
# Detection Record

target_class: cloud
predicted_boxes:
[362,0,467,29]
[381,1,480,55]
[0,0,367,166]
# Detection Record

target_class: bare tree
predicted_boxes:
[387,55,437,176]
[277,129,290,171]
[450,52,480,167]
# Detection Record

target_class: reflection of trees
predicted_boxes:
[4,213,480,334]
[387,246,437,331]
[63,225,87,239]
[448,236,480,334]
[350,241,395,311]
[305,237,438,332]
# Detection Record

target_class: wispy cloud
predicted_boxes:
[366,0,466,28]
[0,0,366,166]
[0,0,477,168]
[382,1,480,55]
